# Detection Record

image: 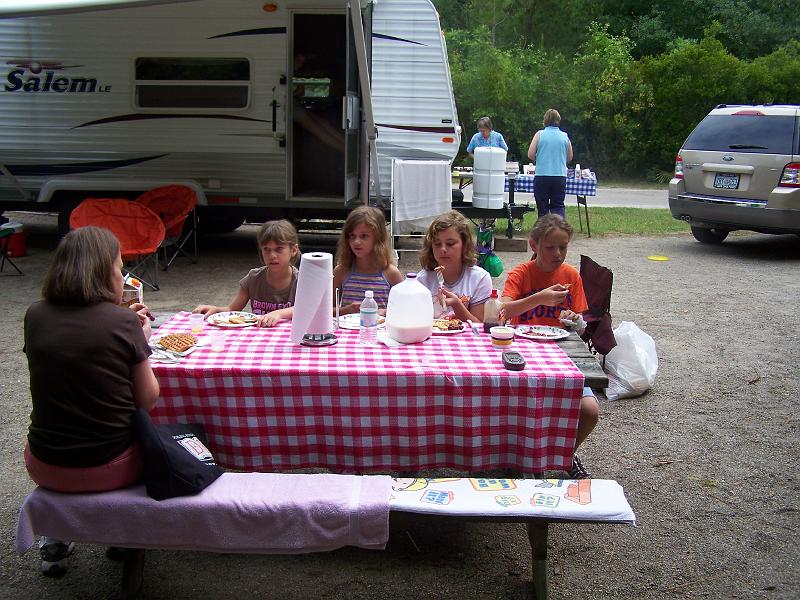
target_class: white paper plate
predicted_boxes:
[431,321,467,335]
[206,311,259,328]
[338,313,386,330]
[515,325,570,341]
[149,334,208,357]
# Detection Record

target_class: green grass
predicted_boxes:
[495,206,689,237]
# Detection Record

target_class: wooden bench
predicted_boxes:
[17,473,634,599]
[556,331,609,390]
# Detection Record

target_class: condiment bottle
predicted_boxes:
[483,288,501,333]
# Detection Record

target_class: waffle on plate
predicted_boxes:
[433,318,463,331]
[158,333,198,353]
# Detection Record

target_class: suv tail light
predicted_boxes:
[674,154,684,179]
[778,163,800,187]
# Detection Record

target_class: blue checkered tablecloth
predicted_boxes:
[505,173,597,196]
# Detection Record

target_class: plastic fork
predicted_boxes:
[434,269,447,317]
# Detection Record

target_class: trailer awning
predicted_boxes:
[0,0,374,18]
[0,0,198,18]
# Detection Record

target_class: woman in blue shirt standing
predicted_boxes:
[466,116,508,156]
[528,109,574,218]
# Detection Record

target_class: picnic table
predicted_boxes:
[150,312,588,474]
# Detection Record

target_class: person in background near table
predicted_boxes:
[23,226,159,576]
[500,214,598,479]
[466,116,509,156]
[527,108,573,219]
[416,210,492,322]
[334,206,404,315]
[193,220,299,327]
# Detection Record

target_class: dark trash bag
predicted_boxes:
[579,254,617,356]
[133,409,224,501]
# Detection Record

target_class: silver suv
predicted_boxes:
[668,104,800,243]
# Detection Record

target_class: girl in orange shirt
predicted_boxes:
[501,214,597,479]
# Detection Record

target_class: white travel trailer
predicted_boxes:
[0,0,460,232]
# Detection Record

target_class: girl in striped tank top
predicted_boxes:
[333,206,404,314]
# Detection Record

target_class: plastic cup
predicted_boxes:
[209,329,225,352]
[490,326,515,350]
[189,313,205,334]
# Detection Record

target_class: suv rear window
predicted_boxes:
[683,114,797,155]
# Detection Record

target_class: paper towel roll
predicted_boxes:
[290,252,334,344]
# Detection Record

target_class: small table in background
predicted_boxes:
[506,173,598,236]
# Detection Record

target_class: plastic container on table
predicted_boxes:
[472,146,507,209]
[385,273,433,344]
[490,326,515,350]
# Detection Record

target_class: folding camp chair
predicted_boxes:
[579,254,617,358]
[134,185,198,269]
[69,198,165,291]
[0,227,23,275]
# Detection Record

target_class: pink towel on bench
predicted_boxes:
[16,472,391,555]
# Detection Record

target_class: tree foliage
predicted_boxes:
[436,0,800,177]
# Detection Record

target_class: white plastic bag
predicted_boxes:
[602,321,658,400]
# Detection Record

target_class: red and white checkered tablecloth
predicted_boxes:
[151,312,584,473]
[505,173,597,196]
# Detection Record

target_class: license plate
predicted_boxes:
[714,173,740,189]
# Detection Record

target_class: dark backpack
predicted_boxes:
[133,409,224,501]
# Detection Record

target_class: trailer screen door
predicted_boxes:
[291,13,354,201]
[343,8,360,204]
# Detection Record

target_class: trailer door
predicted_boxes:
[290,13,347,200]
[343,7,360,205]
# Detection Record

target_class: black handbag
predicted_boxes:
[133,409,224,501]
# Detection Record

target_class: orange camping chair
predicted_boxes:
[69,198,166,291]
[135,185,198,269]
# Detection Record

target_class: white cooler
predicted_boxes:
[472,146,506,209]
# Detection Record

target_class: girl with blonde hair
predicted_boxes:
[501,214,597,479]
[416,210,492,322]
[333,206,403,314]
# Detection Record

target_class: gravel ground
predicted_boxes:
[1,213,798,599]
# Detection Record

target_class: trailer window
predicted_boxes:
[135,57,250,109]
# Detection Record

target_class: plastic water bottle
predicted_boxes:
[358,290,379,345]
[483,288,501,333]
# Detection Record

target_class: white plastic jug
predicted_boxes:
[473,146,506,209]
[385,273,434,344]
